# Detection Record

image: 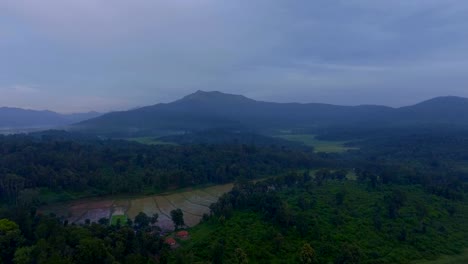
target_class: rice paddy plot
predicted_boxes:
[163,193,187,207]
[203,184,234,197]
[126,197,159,219]
[80,208,111,224]
[163,194,209,216]
[39,182,234,230]
[87,200,114,209]
[153,196,177,218]
[67,209,88,224]
[181,212,202,227]
[181,190,218,207]
[113,200,130,213]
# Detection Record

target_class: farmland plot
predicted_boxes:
[203,184,234,197]
[181,190,218,207]
[164,194,209,216]
[127,197,159,219]
[153,196,176,217]
[81,208,111,223]
[40,183,234,231]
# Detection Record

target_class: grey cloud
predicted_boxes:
[1,0,468,112]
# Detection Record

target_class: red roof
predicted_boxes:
[164,237,176,245]
[177,230,189,237]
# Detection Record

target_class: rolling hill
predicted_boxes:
[73,91,468,137]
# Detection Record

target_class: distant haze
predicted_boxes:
[1,0,468,113]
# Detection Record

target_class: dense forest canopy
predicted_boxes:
[0,128,467,263]
[0,132,323,204]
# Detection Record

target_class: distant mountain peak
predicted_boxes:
[177,90,254,104]
[73,91,468,137]
[409,96,468,108]
[419,96,468,103]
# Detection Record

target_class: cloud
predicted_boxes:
[11,84,39,94]
[1,0,468,111]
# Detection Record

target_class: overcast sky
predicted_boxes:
[1,0,468,113]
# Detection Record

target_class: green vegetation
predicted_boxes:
[0,213,165,264]
[1,129,468,263]
[414,250,468,264]
[110,215,127,226]
[175,176,468,263]
[158,130,305,148]
[277,134,356,152]
[127,137,177,145]
[0,134,319,204]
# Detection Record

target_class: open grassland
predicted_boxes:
[40,183,233,231]
[277,134,357,152]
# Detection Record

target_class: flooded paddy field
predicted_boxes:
[39,183,233,231]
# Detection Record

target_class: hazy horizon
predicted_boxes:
[2,1,468,112]
[1,90,466,115]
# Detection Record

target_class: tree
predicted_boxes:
[296,215,309,238]
[334,243,362,264]
[299,243,318,264]
[212,241,225,264]
[170,209,185,229]
[74,238,114,264]
[0,219,24,263]
[234,248,248,264]
[385,190,407,219]
[98,218,109,226]
[315,169,331,186]
[335,190,347,206]
[134,212,150,229]
[0,174,26,204]
[273,233,284,251]
[13,246,35,264]
[174,251,194,264]
[333,169,348,181]
[150,213,159,225]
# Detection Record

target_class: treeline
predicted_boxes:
[0,133,326,205]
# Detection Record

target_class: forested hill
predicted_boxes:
[73,91,468,137]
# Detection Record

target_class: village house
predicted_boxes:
[176,230,189,239]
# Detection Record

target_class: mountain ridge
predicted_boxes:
[73,91,468,137]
